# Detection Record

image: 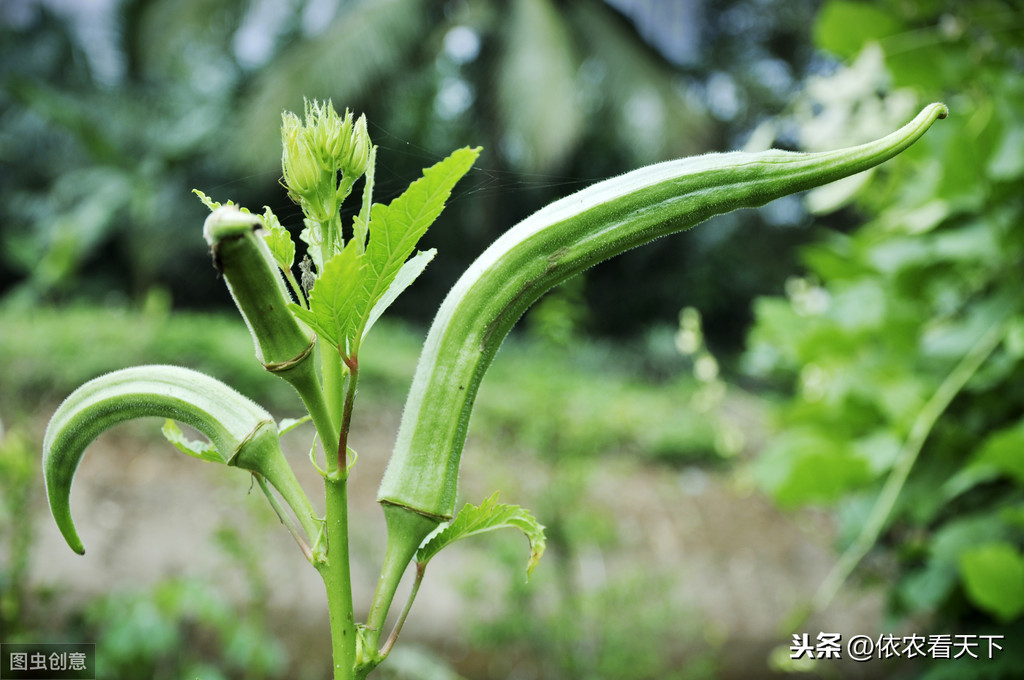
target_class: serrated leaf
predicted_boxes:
[289,242,361,352]
[352,147,480,340]
[193,189,251,214]
[416,492,545,579]
[262,206,295,271]
[193,189,221,211]
[362,249,435,341]
[161,419,222,464]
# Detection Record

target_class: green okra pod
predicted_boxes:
[204,205,339,454]
[204,206,314,371]
[378,103,948,523]
[43,365,317,554]
[365,104,948,645]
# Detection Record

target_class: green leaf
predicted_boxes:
[959,542,1024,622]
[975,419,1024,485]
[294,149,477,356]
[353,147,480,338]
[362,249,435,341]
[289,241,361,353]
[753,429,873,507]
[193,189,221,211]
[192,189,252,215]
[161,419,222,464]
[261,206,295,271]
[416,492,545,579]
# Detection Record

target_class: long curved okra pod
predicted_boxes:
[43,365,317,554]
[377,104,948,549]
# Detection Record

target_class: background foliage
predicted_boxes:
[1,0,824,347]
[745,1,1024,677]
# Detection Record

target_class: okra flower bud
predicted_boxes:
[282,112,331,216]
[305,100,344,170]
[344,114,371,179]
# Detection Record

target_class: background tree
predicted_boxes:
[2,0,823,348]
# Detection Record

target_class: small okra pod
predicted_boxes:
[203,206,314,372]
[204,206,339,453]
[43,365,317,554]
[376,104,948,547]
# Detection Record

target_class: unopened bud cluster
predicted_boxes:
[281,99,371,222]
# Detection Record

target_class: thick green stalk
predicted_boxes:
[319,477,357,680]
[319,352,361,676]
[372,104,948,619]
[363,504,438,653]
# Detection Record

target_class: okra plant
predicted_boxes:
[42,100,947,678]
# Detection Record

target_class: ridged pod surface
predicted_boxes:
[378,103,949,523]
[43,365,316,554]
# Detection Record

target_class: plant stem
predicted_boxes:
[284,357,340,469]
[282,265,307,309]
[319,346,361,676]
[364,504,439,652]
[810,315,1008,615]
[254,473,313,562]
[320,476,357,680]
[322,347,346,472]
[338,355,359,470]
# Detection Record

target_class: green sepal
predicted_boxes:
[278,415,312,436]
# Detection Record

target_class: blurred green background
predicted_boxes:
[2,0,1023,679]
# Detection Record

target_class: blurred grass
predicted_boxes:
[478,339,720,462]
[0,303,416,415]
[1,304,718,463]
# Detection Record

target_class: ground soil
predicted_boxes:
[21,404,886,679]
